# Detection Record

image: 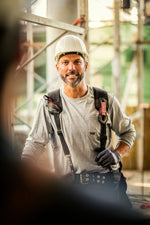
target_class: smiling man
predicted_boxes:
[58,54,85,84]
[22,35,136,207]
[56,53,88,96]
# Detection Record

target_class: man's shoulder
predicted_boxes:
[46,88,60,97]
[91,86,115,111]
[43,88,62,113]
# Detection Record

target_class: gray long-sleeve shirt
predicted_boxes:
[22,85,136,175]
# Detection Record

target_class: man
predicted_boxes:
[22,34,136,206]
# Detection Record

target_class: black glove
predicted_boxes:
[95,149,121,167]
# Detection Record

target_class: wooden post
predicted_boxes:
[137,0,144,172]
[112,0,121,101]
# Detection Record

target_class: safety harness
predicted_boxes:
[44,87,108,174]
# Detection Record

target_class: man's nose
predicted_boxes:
[68,62,75,71]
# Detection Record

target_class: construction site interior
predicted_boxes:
[5,0,150,217]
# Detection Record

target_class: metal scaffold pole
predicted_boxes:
[78,0,90,84]
[111,0,121,147]
[27,22,34,123]
[112,0,121,102]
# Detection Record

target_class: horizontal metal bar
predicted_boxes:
[34,72,45,84]
[129,110,143,122]
[20,12,85,35]
[90,40,150,46]
[14,114,32,129]
[14,79,52,113]
[23,67,46,84]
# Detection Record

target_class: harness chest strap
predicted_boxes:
[53,113,75,174]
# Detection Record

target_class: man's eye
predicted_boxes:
[75,60,81,65]
[62,61,68,65]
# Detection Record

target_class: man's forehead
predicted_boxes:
[59,54,83,61]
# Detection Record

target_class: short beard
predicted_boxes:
[60,71,84,87]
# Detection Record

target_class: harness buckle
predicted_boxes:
[98,98,108,124]
[57,129,62,135]
[98,114,108,124]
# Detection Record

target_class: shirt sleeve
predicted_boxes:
[108,93,136,148]
[22,98,53,160]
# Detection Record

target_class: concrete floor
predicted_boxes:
[123,170,150,216]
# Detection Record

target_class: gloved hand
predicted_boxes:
[95,149,121,167]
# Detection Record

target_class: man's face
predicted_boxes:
[56,54,88,87]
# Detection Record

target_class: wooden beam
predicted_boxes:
[136,0,144,173]
[23,41,45,48]
[20,12,85,35]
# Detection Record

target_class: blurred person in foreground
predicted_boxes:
[0,1,150,225]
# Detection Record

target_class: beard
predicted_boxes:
[60,70,84,87]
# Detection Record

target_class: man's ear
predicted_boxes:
[85,61,88,71]
[56,63,59,72]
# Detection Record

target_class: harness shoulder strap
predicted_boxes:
[93,87,109,152]
[93,87,108,111]
[44,88,62,114]
[44,89,75,174]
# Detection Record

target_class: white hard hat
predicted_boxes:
[55,35,88,62]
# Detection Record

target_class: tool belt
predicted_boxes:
[64,171,120,185]
[75,171,113,185]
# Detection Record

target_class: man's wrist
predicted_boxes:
[113,151,121,162]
